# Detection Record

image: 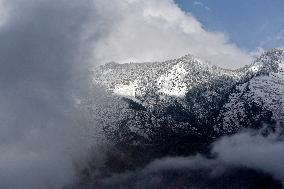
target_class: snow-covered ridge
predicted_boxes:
[216,49,284,133]
[90,49,284,145]
[249,49,284,74]
[93,54,242,103]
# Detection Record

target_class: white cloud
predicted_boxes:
[194,1,203,6]
[260,29,284,50]
[212,131,284,183]
[0,0,10,26]
[194,1,211,11]
[91,0,252,69]
[96,130,284,188]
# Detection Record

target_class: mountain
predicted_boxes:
[74,49,284,189]
[85,49,284,174]
[93,49,284,145]
[216,49,284,133]
[93,55,239,142]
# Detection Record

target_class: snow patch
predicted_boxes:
[278,60,284,72]
[113,80,141,102]
[249,64,262,73]
[157,62,188,97]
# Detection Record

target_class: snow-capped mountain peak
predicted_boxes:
[249,49,284,74]
[92,49,284,144]
[93,53,241,102]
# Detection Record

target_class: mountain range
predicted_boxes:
[93,49,284,145]
[73,49,284,189]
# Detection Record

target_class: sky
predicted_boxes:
[175,0,284,51]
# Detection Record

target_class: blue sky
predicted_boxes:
[175,0,284,51]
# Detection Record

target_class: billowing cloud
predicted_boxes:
[92,129,284,189]
[0,0,10,26]
[92,0,252,68]
[212,129,284,183]
[0,0,106,188]
[194,1,211,11]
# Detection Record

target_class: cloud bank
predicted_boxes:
[92,0,252,68]
[0,0,105,188]
[93,130,284,189]
[213,130,284,184]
